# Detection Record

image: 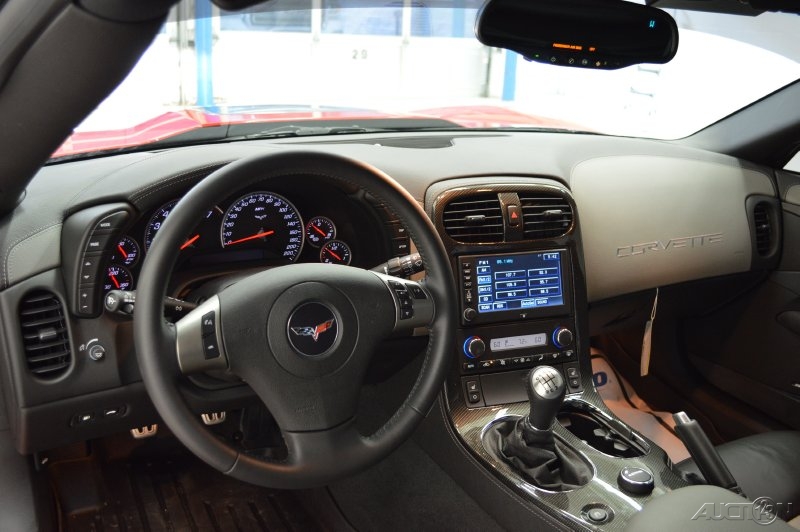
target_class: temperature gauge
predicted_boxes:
[306,216,336,247]
[103,265,133,292]
[320,240,352,265]
[110,236,140,267]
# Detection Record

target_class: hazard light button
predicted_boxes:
[506,205,521,227]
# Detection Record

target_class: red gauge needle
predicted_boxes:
[327,249,343,261]
[180,234,200,250]
[117,244,128,259]
[110,275,120,289]
[312,224,327,237]
[226,230,275,246]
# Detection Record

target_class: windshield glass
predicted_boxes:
[53,0,800,159]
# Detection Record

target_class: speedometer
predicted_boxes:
[220,191,304,262]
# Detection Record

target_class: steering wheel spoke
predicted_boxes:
[283,422,365,470]
[371,273,435,335]
[175,296,229,374]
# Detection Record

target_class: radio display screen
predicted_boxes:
[475,251,565,314]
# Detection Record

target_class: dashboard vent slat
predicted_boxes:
[442,194,504,243]
[753,202,772,256]
[519,193,574,240]
[19,291,71,378]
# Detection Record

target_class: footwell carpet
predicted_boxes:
[59,452,323,532]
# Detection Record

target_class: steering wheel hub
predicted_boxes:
[287,301,339,356]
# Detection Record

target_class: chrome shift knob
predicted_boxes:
[525,366,566,431]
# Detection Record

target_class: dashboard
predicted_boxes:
[61,176,406,316]
[0,131,780,454]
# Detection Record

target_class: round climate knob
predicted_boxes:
[552,327,574,349]
[463,336,486,359]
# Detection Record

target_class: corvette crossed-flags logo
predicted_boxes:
[290,319,336,342]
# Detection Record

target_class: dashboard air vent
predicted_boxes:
[753,202,772,256]
[18,291,71,378]
[519,193,573,239]
[442,194,503,243]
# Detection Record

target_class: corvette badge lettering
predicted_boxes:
[616,232,723,258]
[291,319,336,342]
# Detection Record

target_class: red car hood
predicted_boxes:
[416,105,591,131]
[52,106,588,158]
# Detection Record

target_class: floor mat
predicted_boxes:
[56,449,325,532]
[590,348,691,463]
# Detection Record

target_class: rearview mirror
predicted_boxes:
[475,0,679,70]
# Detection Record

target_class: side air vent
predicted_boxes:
[19,291,71,378]
[753,202,772,256]
[442,194,504,243]
[519,193,574,239]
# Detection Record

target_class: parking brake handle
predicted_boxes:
[673,411,745,497]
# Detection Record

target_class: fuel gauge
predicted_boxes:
[320,240,352,265]
[306,216,336,247]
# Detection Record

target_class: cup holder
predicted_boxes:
[557,403,647,458]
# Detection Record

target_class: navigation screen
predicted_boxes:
[475,251,565,314]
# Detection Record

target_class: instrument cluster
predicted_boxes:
[102,180,395,294]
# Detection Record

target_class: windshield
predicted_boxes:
[53,0,800,159]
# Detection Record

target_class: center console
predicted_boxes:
[455,249,583,407]
[426,178,689,531]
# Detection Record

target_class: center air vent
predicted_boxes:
[19,291,71,378]
[753,202,772,256]
[519,193,574,239]
[442,194,503,243]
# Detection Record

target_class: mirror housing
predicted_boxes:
[475,0,679,70]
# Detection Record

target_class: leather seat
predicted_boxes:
[677,431,800,522]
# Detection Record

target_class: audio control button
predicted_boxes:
[409,285,427,299]
[463,308,477,322]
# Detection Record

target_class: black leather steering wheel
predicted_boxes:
[133,151,456,488]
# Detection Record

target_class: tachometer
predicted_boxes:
[144,200,177,251]
[144,200,222,252]
[220,192,304,262]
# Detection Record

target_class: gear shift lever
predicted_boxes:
[525,366,567,431]
[483,365,592,491]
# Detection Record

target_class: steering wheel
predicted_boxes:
[133,151,456,488]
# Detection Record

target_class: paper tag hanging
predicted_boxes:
[640,288,659,377]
